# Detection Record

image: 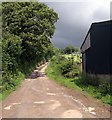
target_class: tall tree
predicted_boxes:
[2,2,58,92]
[2,2,58,62]
[63,45,79,54]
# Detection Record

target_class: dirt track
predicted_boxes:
[1,63,111,118]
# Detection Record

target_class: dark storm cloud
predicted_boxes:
[44,2,110,49]
[52,24,88,48]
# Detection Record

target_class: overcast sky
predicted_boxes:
[41,0,111,49]
[42,1,111,49]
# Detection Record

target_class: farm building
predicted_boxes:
[80,20,112,78]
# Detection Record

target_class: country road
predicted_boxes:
[1,63,111,118]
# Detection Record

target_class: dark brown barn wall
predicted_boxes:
[81,21,112,75]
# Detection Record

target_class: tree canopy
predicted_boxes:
[2,2,58,93]
[63,45,80,54]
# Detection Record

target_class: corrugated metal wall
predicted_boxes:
[110,21,112,74]
[85,22,111,74]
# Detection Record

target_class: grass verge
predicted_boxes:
[77,84,112,105]
[46,56,112,105]
[45,56,81,91]
[1,72,25,100]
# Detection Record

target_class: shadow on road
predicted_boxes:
[27,64,47,79]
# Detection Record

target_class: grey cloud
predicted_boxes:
[45,2,110,48]
[92,7,110,21]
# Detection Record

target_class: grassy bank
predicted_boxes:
[1,72,25,100]
[46,57,81,91]
[46,55,112,105]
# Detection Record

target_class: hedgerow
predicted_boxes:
[1,2,58,96]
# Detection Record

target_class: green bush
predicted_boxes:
[60,61,73,75]
[99,80,112,95]
[55,55,81,78]
[2,34,22,92]
[64,69,79,78]
[102,94,112,105]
